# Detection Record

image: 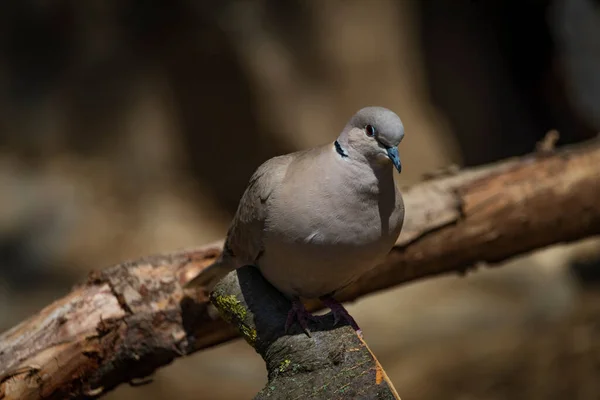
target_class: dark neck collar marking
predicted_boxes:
[334,140,348,158]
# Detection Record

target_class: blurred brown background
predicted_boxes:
[1,0,600,399]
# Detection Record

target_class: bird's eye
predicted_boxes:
[365,125,376,137]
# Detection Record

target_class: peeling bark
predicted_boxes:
[1,138,599,399]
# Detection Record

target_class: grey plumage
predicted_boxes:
[186,106,405,333]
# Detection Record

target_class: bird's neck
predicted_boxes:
[335,131,351,156]
[334,139,393,178]
[334,140,349,158]
[370,162,395,193]
[330,142,395,198]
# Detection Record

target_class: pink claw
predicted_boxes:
[319,295,362,336]
[285,298,318,337]
[284,296,363,338]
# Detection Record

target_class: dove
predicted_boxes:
[186,106,405,336]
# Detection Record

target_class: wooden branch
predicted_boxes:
[211,266,400,399]
[1,138,600,399]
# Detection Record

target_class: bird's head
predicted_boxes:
[338,106,405,173]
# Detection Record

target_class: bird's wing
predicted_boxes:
[223,153,292,265]
[184,154,292,290]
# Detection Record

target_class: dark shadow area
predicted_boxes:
[415,0,597,166]
[237,266,344,353]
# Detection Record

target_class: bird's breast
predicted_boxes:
[258,176,404,298]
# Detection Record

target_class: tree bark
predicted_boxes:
[1,138,600,399]
[212,266,401,399]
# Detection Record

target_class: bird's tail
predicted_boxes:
[184,258,236,292]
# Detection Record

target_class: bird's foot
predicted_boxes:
[285,298,318,337]
[320,295,363,337]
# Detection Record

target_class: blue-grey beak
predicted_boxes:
[386,146,402,173]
